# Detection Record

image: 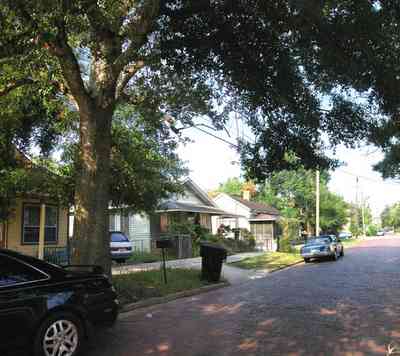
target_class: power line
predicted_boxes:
[193,126,239,149]
[336,169,400,186]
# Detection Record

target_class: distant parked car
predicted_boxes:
[0,248,118,356]
[377,230,385,236]
[338,231,352,240]
[110,231,133,263]
[301,235,344,263]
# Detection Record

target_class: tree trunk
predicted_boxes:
[72,103,113,276]
[306,220,313,237]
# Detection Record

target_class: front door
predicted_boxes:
[250,222,273,251]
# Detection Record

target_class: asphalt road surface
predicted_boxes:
[88,237,400,356]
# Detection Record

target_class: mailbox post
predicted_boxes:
[156,239,173,284]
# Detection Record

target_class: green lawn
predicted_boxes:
[230,252,303,271]
[113,268,210,305]
[341,238,362,248]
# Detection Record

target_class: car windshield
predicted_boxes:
[111,232,129,243]
[307,238,331,245]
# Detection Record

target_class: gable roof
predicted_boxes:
[156,201,231,215]
[230,195,280,216]
[182,178,217,207]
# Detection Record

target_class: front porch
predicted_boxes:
[2,197,69,263]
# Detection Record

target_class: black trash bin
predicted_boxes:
[200,243,227,282]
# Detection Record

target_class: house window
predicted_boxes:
[22,205,58,244]
[109,213,121,231]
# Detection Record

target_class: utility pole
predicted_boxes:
[355,176,360,238]
[361,192,366,238]
[316,170,320,236]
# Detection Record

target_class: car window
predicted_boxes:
[110,232,129,243]
[0,255,48,287]
[307,238,331,244]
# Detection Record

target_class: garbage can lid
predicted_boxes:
[200,242,228,256]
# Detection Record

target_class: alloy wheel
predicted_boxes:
[43,319,79,356]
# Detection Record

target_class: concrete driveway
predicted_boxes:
[88,237,400,356]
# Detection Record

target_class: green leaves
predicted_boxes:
[258,168,348,234]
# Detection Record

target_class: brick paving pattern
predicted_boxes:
[88,237,400,356]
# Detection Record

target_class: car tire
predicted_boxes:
[332,251,338,261]
[304,258,310,263]
[33,311,85,356]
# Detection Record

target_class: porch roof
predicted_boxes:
[156,201,238,216]
[249,213,280,222]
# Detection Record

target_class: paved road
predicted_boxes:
[88,237,400,356]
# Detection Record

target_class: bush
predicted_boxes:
[127,251,161,264]
[212,237,256,255]
[366,225,378,236]
[278,237,296,253]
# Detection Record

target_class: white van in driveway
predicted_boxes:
[110,231,133,263]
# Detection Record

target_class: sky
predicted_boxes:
[177,126,400,219]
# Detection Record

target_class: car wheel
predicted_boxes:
[34,311,84,356]
[332,251,338,261]
[304,258,310,263]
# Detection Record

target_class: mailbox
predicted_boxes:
[156,239,173,249]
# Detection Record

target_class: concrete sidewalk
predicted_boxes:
[112,251,265,285]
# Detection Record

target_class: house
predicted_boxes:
[0,153,69,261]
[153,178,231,235]
[212,190,280,251]
[108,178,234,252]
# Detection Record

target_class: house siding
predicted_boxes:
[108,211,151,252]
[6,197,69,257]
[212,193,279,251]
[211,194,251,234]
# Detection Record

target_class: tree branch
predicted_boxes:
[45,23,92,111]
[10,1,91,111]
[114,0,160,71]
[115,60,145,99]
[0,78,35,97]
[79,0,120,45]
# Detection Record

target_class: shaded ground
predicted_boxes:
[88,237,400,356]
[113,268,210,305]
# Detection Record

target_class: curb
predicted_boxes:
[267,259,304,273]
[120,281,230,313]
[228,258,304,274]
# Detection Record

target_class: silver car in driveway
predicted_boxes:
[110,231,133,263]
[300,235,344,263]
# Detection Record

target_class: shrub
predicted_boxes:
[278,237,296,253]
[366,225,378,236]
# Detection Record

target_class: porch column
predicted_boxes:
[38,203,46,260]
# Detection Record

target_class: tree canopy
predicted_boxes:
[258,169,349,235]
[1,0,399,271]
[381,204,400,230]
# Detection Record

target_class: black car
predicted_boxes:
[0,248,119,356]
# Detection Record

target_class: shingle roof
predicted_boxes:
[156,201,240,216]
[230,196,280,215]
